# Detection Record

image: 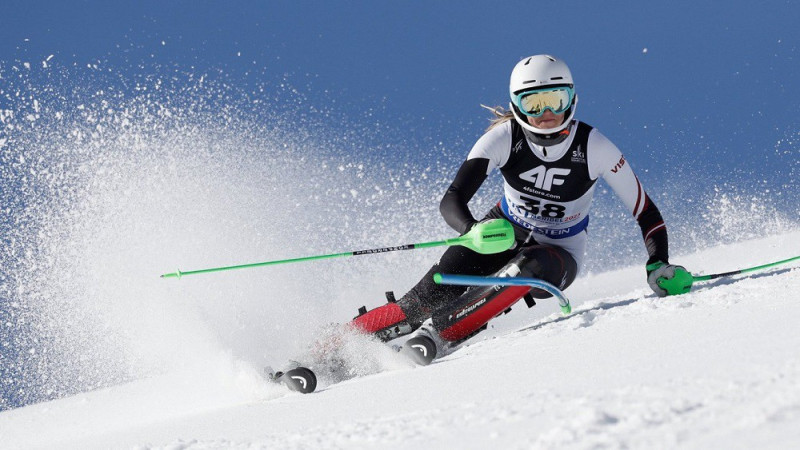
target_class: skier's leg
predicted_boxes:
[431,244,578,342]
[350,243,517,341]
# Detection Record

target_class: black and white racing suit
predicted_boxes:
[353,119,670,342]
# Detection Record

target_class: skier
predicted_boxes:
[349,54,689,362]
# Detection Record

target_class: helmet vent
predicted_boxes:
[550,76,564,80]
[523,80,537,84]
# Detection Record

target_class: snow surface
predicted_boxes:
[1,231,799,449]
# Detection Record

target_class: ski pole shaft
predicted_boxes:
[160,219,516,279]
[692,255,800,282]
[160,240,446,279]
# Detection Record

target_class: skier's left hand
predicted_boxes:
[646,261,693,297]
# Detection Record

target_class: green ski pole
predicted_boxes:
[655,255,800,295]
[161,218,515,279]
[691,255,800,282]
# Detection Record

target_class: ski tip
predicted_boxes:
[280,367,317,394]
[402,335,437,366]
[433,273,443,284]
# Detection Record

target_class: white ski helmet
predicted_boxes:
[509,55,577,135]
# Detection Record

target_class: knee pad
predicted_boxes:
[514,245,577,296]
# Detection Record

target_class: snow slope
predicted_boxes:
[1,231,799,449]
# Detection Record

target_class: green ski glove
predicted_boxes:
[646,261,693,297]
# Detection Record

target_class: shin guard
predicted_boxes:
[432,284,530,342]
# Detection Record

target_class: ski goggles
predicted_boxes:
[513,86,574,117]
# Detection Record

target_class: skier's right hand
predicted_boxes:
[646,261,693,297]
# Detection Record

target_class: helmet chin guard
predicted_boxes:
[509,55,577,135]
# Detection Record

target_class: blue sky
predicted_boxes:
[6,0,796,204]
[4,1,798,144]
